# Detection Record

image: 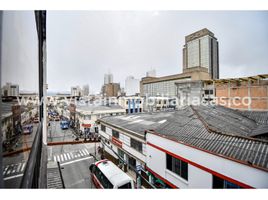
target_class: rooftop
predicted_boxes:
[76,104,125,113]
[99,105,268,171]
[185,28,216,43]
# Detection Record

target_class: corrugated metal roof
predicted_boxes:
[99,106,268,170]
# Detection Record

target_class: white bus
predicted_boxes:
[89,159,135,189]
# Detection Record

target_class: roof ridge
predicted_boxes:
[190,105,268,144]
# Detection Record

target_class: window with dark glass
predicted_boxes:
[166,154,188,181]
[112,129,119,138]
[130,138,143,153]
[212,175,241,189]
[205,89,213,95]
[94,166,113,188]
[101,124,106,132]
[118,182,132,189]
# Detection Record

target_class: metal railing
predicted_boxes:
[57,161,65,189]
[20,121,43,188]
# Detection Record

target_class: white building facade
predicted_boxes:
[98,120,147,176]
[2,82,19,96]
[71,86,82,96]
[125,76,140,96]
[76,105,126,133]
[146,132,268,189]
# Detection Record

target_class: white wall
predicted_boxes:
[125,76,140,96]
[99,124,146,164]
[146,133,268,188]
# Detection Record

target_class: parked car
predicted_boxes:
[55,116,60,121]
[22,124,33,134]
[60,120,69,129]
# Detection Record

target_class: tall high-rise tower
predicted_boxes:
[183,28,219,79]
[104,73,113,84]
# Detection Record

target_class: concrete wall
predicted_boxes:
[146,133,268,188]
[98,123,146,166]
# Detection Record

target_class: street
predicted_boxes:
[2,120,100,188]
[48,120,100,188]
[2,123,39,188]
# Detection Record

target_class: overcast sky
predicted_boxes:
[1,11,268,93]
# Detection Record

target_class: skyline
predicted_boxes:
[1,11,268,93]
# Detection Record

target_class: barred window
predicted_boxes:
[101,124,106,132]
[166,154,188,181]
[130,138,142,153]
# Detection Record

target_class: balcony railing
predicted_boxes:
[20,121,43,188]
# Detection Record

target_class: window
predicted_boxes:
[212,175,241,189]
[112,129,119,138]
[94,166,113,188]
[128,156,136,168]
[130,138,143,153]
[101,124,106,132]
[84,115,91,120]
[166,154,188,181]
[204,89,213,95]
[118,182,132,189]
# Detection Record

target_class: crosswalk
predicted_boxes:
[53,148,91,163]
[3,162,26,177]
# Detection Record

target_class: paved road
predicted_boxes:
[48,121,100,188]
[2,120,100,188]
[2,123,39,188]
[61,157,96,188]
[48,120,75,142]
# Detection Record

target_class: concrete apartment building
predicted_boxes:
[97,105,268,188]
[125,76,140,96]
[102,83,121,97]
[174,74,268,111]
[75,104,126,133]
[140,68,210,97]
[82,84,90,96]
[183,28,219,79]
[140,28,217,97]
[71,86,82,97]
[118,96,143,114]
[104,73,113,85]
[2,82,19,97]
